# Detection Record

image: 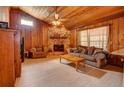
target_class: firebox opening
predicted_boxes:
[54,44,64,52]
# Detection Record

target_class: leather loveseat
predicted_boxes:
[28,47,47,58]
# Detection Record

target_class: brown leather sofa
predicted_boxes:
[28,47,47,58]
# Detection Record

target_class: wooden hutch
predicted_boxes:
[0,28,21,87]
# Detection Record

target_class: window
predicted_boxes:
[89,26,108,49]
[78,26,109,50]
[21,19,33,26]
[78,30,88,46]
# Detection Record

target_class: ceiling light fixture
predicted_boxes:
[51,6,67,26]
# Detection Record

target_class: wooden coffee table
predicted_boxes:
[60,54,85,71]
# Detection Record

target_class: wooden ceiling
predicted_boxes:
[18,6,124,29]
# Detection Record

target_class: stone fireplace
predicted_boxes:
[48,26,71,52]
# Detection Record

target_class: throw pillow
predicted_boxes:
[88,46,95,55]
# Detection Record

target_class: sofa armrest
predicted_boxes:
[94,52,107,68]
[66,48,77,54]
[95,53,105,59]
[28,51,34,58]
[66,48,71,54]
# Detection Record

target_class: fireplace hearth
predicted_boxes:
[54,44,64,52]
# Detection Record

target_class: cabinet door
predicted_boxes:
[0,31,15,87]
[108,54,123,67]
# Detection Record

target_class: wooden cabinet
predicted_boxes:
[108,54,123,67]
[0,29,21,87]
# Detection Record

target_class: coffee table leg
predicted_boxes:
[76,62,79,71]
[83,62,86,71]
[60,57,61,63]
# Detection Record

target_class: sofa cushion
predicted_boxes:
[30,48,36,52]
[35,52,44,55]
[81,48,88,54]
[73,49,80,53]
[87,46,95,55]
[80,54,96,62]
[36,47,43,52]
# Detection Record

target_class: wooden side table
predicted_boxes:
[24,51,29,58]
[109,49,124,67]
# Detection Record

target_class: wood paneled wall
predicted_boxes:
[71,16,124,52]
[70,29,77,48]
[9,8,49,51]
[123,64,124,86]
